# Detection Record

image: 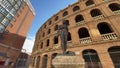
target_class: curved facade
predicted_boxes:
[30,0,120,68]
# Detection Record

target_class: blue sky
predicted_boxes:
[23,0,77,53]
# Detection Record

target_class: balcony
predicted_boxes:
[103,0,111,2]
[102,32,118,40]
[87,4,95,8]
[113,10,120,15]
[53,44,59,49]
[80,37,92,44]
[67,41,72,47]
[45,47,50,51]
[76,21,85,26]
[93,15,104,20]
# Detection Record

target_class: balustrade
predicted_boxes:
[113,10,120,15]
[80,37,92,44]
[93,15,104,20]
[102,32,117,40]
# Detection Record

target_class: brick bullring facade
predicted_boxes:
[30,0,120,68]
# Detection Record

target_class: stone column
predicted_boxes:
[50,36,54,49]
[47,54,52,68]
[40,55,44,68]
[97,50,114,68]
[87,23,103,42]
[70,29,80,45]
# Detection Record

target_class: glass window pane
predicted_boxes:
[9,0,16,6]
[0,24,5,33]
[0,13,5,22]
[6,14,13,20]
[2,0,12,11]
[14,4,19,11]
[1,18,9,26]
[10,8,16,15]
[0,6,8,16]
[17,0,22,7]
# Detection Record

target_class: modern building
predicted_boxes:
[15,51,30,68]
[0,0,35,67]
[30,0,120,68]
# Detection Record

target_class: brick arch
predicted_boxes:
[63,11,68,17]
[82,49,102,68]
[36,56,41,68]
[54,36,59,44]
[97,22,113,34]
[85,0,95,6]
[90,8,102,17]
[108,46,120,67]
[105,1,120,11]
[108,3,120,11]
[108,45,120,52]
[75,14,84,22]
[67,32,72,41]
[78,27,90,38]
[73,5,80,12]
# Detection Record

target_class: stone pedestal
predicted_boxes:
[52,55,84,68]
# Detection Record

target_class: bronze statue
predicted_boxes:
[57,20,68,55]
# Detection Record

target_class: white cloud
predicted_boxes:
[22,35,35,54]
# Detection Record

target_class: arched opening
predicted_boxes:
[46,39,49,47]
[49,21,52,25]
[54,25,58,31]
[41,42,43,49]
[75,15,84,22]
[54,36,58,44]
[97,22,113,34]
[36,56,40,68]
[43,55,48,68]
[47,29,51,34]
[108,46,120,68]
[55,16,58,21]
[109,3,120,11]
[37,44,39,50]
[63,11,68,17]
[73,6,80,12]
[82,49,102,68]
[42,32,45,37]
[86,0,94,6]
[90,9,102,17]
[67,32,71,41]
[78,28,90,38]
[44,25,46,28]
[64,20,69,26]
